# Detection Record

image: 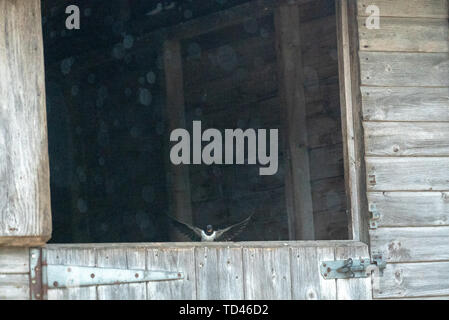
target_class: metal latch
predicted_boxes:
[320,254,386,279]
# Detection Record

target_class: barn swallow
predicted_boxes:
[168,214,253,242]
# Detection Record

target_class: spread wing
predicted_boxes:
[168,215,203,241]
[215,214,253,241]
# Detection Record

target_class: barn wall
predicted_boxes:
[357,0,449,299]
[0,248,30,300]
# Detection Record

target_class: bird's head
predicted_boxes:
[206,225,213,235]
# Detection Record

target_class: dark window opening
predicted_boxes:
[43,0,349,243]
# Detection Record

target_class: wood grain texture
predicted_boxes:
[0,0,51,245]
[0,248,29,273]
[0,274,30,300]
[358,17,449,52]
[243,247,292,299]
[374,262,449,299]
[370,227,449,263]
[290,246,336,299]
[357,0,449,18]
[195,246,244,300]
[368,192,449,227]
[335,245,372,300]
[366,157,449,191]
[147,247,196,300]
[275,4,314,240]
[96,247,146,300]
[364,122,449,156]
[336,0,370,243]
[360,52,449,87]
[46,247,97,300]
[361,87,449,121]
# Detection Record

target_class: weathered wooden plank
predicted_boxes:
[290,246,336,300]
[46,247,97,300]
[368,192,449,227]
[275,3,314,240]
[364,122,449,156]
[337,0,370,243]
[0,0,51,246]
[361,87,449,121]
[195,246,244,300]
[96,248,146,300]
[335,245,372,300]
[243,247,291,299]
[366,157,449,191]
[371,227,449,263]
[0,248,29,273]
[0,274,30,300]
[357,0,449,18]
[147,247,196,300]
[359,17,449,52]
[360,52,449,87]
[374,262,449,299]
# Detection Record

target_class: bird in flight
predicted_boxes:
[168,214,253,242]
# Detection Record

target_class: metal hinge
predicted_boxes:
[30,248,184,296]
[369,203,380,229]
[320,253,386,279]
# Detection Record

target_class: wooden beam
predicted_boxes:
[336,0,369,243]
[0,0,51,246]
[275,4,315,240]
[163,40,194,241]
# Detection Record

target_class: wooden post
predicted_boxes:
[274,3,315,240]
[336,0,369,243]
[163,40,194,240]
[0,0,52,246]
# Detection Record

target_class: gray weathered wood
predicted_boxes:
[357,0,449,18]
[0,248,29,273]
[366,157,449,191]
[336,0,370,243]
[360,52,449,87]
[0,0,51,246]
[371,226,449,263]
[163,40,194,240]
[374,261,449,299]
[290,246,336,299]
[46,246,97,300]
[364,122,449,156]
[361,87,449,121]
[0,274,30,300]
[359,17,449,53]
[368,192,449,227]
[96,247,146,300]
[275,3,315,240]
[195,246,244,300]
[147,247,196,300]
[243,247,292,299]
[335,245,371,300]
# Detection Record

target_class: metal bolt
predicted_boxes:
[53,281,59,287]
[323,263,327,267]
[327,267,331,273]
[90,273,95,279]
[178,273,182,278]
[135,273,139,278]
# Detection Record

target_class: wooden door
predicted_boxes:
[38,241,371,300]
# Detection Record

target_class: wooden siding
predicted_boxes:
[0,248,30,300]
[44,241,370,300]
[358,0,449,300]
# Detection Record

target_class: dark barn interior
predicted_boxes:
[42,0,349,243]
